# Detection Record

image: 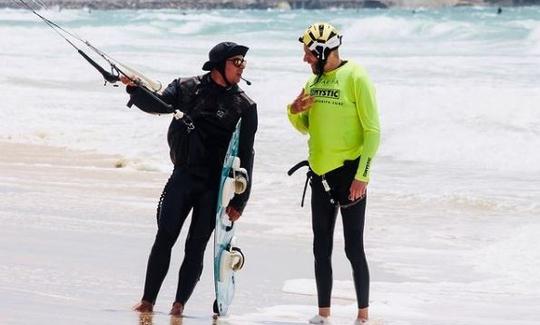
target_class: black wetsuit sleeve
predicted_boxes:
[229,103,258,214]
[125,79,180,114]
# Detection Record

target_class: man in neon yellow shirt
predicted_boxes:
[287,22,380,325]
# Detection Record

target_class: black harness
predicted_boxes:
[288,158,363,209]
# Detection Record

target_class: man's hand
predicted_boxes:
[349,179,368,202]
[226,206,241,222]
[290,89,314,114]
[120,75,138,86]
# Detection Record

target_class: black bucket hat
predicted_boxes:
[202,42,249,71]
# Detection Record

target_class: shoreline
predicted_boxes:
[0,140,168,201]
[1,0,537,10]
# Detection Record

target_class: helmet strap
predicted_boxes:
[312,54,326,85]
[312,46,337,85]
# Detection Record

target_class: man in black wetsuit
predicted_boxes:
[124,42,257,316]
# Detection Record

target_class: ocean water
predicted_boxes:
[1,6,540,325]
[2,6,539,219]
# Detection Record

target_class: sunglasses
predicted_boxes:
[227,57,247,68]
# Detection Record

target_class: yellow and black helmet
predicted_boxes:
[298,22,342,60]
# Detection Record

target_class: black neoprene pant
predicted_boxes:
[141,167,217,305]
[310,176,370,309]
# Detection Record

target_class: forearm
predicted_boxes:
[126,79,181,115]
[229,106,258,213]
[355,130,380,182]
[287,105,309,134]
[229,149,254,214]
[126,86,174,114]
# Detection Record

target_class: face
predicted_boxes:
[224,55,246,84]
[303,45,319,74]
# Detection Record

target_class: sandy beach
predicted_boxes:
[0,140,336,324]
[2,6,540,325]
[2,139,539,325]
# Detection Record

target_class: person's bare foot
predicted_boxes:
[169,302,184,317]
[309,314,331,324]
[133,300,153,313]
[139,312,153,325]
[355,307,369,324]
[319,307,331,318]
[357,307,368,321]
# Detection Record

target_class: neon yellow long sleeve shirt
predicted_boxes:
[287,60,380,182]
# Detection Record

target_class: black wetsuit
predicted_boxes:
[309,160,370,309]
[127,73,257,305]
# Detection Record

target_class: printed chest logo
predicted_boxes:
[216,103,227,118]
[310,88,341,99]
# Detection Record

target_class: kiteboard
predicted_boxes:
[213,120,247,317]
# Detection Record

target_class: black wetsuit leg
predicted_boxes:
[341,197,369,309]
[311,176,370,309]
[141,167,193,304]
[311,176,339,308]
[174,185,217,305]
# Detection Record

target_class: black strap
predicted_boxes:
[300,172,311,207]
[287,160,312,207]
[287,160,309,176]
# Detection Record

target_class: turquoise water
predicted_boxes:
[1,7,540,325]
[1,6,539,201]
